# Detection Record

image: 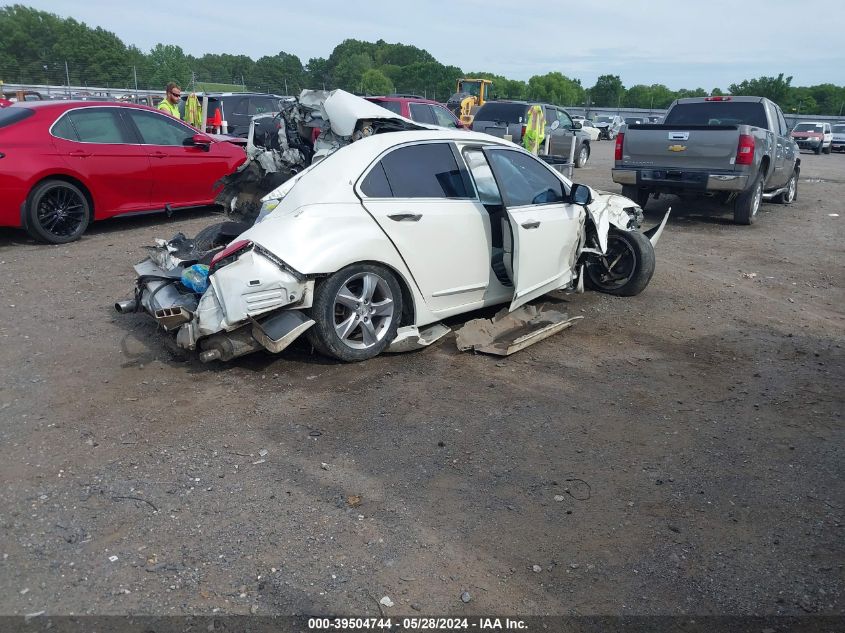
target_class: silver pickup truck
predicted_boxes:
[611,96,800,225]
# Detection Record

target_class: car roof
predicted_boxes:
[10,100,163,113]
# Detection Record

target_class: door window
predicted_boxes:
[409,103,437,125]
[432,105,459,128]
[485,149,565,207]
[125,109,195,146]
[66,108,133,144]
[463,149,502,205]
[368,143,470,199]
[776,108,788,136]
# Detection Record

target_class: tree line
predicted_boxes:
[2,5,843,116]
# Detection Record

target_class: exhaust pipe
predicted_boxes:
[154,306,193,331]
[115,299,138,314]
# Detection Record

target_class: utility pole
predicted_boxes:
[284,78,288,94]
[64,61,70,98]
[133,65,138,93]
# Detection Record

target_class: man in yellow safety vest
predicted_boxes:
[523,104,545,155]
[158,82,182,119]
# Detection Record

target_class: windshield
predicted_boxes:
[458,81,481,97]
[833,125,845,133]
[664,101,768,128]
[794,123,823,132]
[596,116,613,123]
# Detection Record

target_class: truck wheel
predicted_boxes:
[584,229,655,297]
[823,143,832,155]
[815,142,823,155]
[774,170,798,204]
[575,143,590,168]
[621,185,650,209]
[733,173,763,225]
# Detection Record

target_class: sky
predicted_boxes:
[14,0,845,89]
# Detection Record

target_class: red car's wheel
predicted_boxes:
[25,179,90,244]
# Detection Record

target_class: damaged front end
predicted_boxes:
[118,232,316,363]
[214,89,425,224]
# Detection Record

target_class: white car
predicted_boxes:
[119,130,668,363]
[832,123,845,153]
[576,119,600,141]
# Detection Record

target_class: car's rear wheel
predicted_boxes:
[575,143,590,168]
[823,143,832,155]
[307,263,402,362]
[733,172,762,225]
[774,170,798,204]
[25,179,90,244]
[584,229,655,297]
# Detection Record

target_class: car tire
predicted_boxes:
[621,185,650,209]
[823,143,832,155]
[25,179,91,244]
[575,143,590,168]
[307,263,402,362]
[584,229,655,297]
[733,172,763,225]
[815,142,823,155]
[774,170,798,204]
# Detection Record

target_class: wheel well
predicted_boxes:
[759,156,770,181]
[314,260,417,327]
[28,175,95,221]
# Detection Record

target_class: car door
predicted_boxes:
[50,106,152,218]
[431,104,462,129]
[481,147,585,310]
[547,109,578,157]
[123,108,233,208]
[357,141,492,313]
[408,102,437,126]
[771,105,791,187]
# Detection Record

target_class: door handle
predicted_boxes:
[521,220,541,229]
[387,213,422,222]
[68,150,91,158]
[150,151,167,159]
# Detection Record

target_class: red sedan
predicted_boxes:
[0,101,247,243]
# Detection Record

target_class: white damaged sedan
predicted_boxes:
[118,129,669,363]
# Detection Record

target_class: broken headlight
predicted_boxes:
[624,206,643,230]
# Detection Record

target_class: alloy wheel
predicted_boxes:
[36,186,87,239]
[332,272,395,350]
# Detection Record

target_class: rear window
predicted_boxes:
[665,102,768,128]
[474,102,527,124]
[0,107,35,128]
[369,100,402,115]
[794,123,823,132]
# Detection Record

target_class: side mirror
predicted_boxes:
[549,119,561,131]
[187,133,212,150]
[573,121,582,129]
[570,183,593,206]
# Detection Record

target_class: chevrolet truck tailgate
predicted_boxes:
[621,124,741,170]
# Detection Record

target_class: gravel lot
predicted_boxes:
[0,141,842,617]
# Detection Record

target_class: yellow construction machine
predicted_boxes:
[446,78,493,126]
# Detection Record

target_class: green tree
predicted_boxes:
[148,43,190,88]
[675,87,707,100]
[333,53,372,93]
[360,69,394,95]
[305,57,331,90]
[729,73,792,105]
[590,74,625,107]
[527,72,584,106]
[249,51,304,94]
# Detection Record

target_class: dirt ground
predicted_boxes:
[0,141,842,618]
